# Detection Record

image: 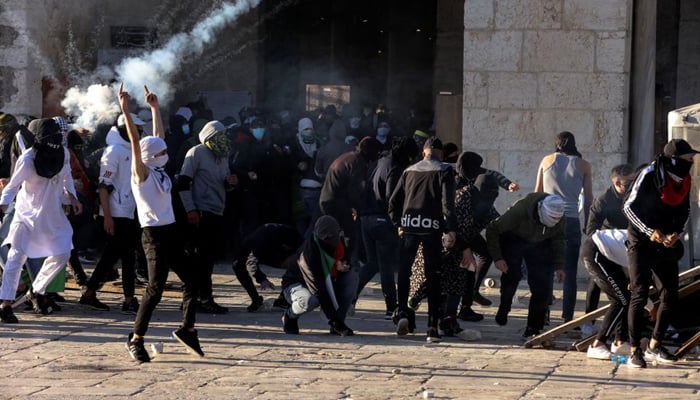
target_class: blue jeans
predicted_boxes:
[283,269,359,322]
[356,215,399,312]
[561,217,581,321]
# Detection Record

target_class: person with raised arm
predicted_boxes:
[119,84,202,363]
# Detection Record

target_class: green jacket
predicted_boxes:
[485,192,566,268]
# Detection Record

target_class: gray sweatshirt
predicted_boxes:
[179,144,230,215]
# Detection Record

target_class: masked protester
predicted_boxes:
[0,118,82,323]
[623,139,699,368]
[119,84,203,364]
[178,120,237,315]
[280,216,358,336]
[290,118,323,236]
[485,193,566,340]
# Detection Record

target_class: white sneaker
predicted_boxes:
[587,344,612,360]
[611,342,631,355]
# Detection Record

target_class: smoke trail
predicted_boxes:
[61,0,262,131]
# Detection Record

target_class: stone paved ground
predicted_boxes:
[0,264,698,399]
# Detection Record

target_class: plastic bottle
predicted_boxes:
[610,354,627,364]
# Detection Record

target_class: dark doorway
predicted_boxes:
[261,0,436,134]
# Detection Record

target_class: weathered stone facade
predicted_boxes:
[0,0,259,118]
[463,0,632,202]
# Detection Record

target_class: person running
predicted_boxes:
[119,84,202,363]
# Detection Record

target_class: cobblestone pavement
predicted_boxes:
[0,264,698,399]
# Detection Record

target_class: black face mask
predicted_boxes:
[666,157,693,177]
[32,119,64,179]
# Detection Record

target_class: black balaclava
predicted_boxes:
[32,118,64,179]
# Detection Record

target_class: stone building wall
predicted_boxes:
[0,0,259,118]
[462,0,632,208]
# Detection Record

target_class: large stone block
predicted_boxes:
[539,72,591,109]
[563,0,628,31]
[522,31,594,72]
[487,72,538,108]
[547,110,596,147]
[593,111,626,152]
[462,108,490,146]
[595,32,628,73]
[496,150,546,189]
[464,31,522,71]
[464,0,493,29]
[590,73,627,110]
[463,72,489,108]
[495,0,561,29]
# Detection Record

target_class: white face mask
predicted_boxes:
[145,154,168,169]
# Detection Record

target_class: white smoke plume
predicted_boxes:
[61,0,262,131]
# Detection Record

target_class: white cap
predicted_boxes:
[117,113,146,127]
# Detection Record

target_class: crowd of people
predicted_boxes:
[0,86,697,368]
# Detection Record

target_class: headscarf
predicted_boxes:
[297,117,317,157]
[555,131,582,157]
[32,118,65,179]
[140,136,168,169]
[199,120,230,159]
[537,195,565,228]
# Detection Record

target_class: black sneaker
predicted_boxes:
[29,291,54,315]
[172,327,204,357]
[628,347,647,368]
[329,320,355,336]
[495,307,508,326]
[473,291,492,306]
[197,299,228,314]
[392,309,416,335]
[645,344,678,364]
[121,298,139,314]
[79,295,110,311]
[0,306,18,323]
[282,312,299,334]
[247,296,264,312]
[126,333,150,363]
[521,327,540,342]
[384,311,393,320]
[457,307,484,322]
[426,328,442,343]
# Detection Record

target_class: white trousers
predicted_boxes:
[0,247,69,300]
